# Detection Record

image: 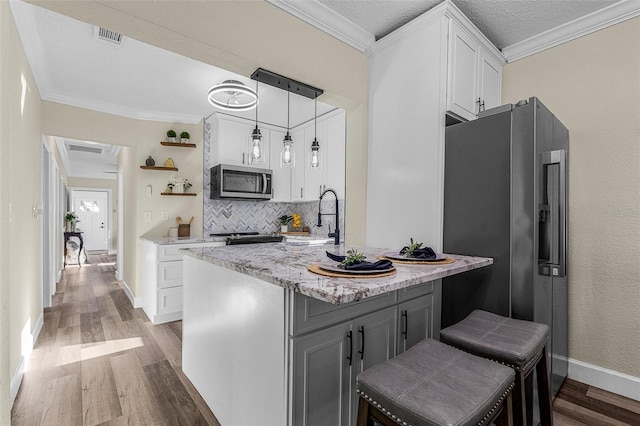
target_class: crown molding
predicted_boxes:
[43,90,203,125]
[265,0,375,52]
[503,0,640,63]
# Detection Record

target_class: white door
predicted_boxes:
[72,190,108,251]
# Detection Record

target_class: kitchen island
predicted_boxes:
[182,244,492,426]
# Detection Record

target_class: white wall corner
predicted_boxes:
[121,280,142,308]
[568,357,640,402]
[503,0,640,62]
[265,0,375,52]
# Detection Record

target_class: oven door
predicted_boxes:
[212,164,273,200]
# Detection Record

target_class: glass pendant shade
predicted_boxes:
[281,133,294,167]
[311,139,320,168]
[251,126,262,161]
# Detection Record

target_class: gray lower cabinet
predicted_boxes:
[398,294,434,354]
[292,290,434,426]
[292,321,353,426]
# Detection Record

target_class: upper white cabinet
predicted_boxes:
[446,19,503,121]
[209,114,270,168]
[289,109,346,202]
[366,1,505,250]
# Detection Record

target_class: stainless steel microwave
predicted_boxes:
[210,164,273,200]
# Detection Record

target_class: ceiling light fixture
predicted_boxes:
[310,95,320,168]
[281,88,294,168]
[207,80,258,112]
[250,79,263,163]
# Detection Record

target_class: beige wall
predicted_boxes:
[67,177,118,251]
[0,0,43,421]
[29,0,369,245]
[42,101,203,298]
[502,18,640,378]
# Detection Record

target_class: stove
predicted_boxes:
[210,232,283,245]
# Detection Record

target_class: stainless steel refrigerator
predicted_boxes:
[442,97,568,397]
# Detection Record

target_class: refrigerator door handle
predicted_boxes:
[538,150,567,277]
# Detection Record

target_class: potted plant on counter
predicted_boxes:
[278,215,292,233]
[180,131,190,143]
[166,129,177,142]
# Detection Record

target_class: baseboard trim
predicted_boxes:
[10,312,43,407]
[121,280,142,308]
[10,356,26,406]
[569,358,640,402]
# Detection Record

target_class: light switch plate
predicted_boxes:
[161,211,168,220]
[144,211,152,222]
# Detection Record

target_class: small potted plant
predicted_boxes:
[168,176,192,193]
[278,215,292,233]
[180,131,190,143]
[166,129,177,142]
[64,211,79,232]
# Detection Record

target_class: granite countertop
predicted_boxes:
[140,236,228,245]
[183,243,492,305]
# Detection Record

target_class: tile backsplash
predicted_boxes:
[203,118,345,238]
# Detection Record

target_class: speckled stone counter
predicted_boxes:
[139,236,228,245]
[183,243,492,305]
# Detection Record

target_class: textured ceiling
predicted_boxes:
[318,0,619,48]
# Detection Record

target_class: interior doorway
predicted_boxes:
[71,189,110,251]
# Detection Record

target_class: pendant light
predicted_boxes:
[281,88,294,167]
[250,80,262,162]
[310,96,320,168]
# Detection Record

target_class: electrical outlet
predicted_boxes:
[144,211,152,222]
[161,211,168,220]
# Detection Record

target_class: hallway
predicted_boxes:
[11,253,220,425]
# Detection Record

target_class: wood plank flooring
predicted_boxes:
[11,252,640,425]
[11,253,220,426]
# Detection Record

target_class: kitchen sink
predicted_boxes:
[283,235,334,246]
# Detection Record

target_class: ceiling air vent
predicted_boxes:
[95,26,123,44]
[68,144,104,155]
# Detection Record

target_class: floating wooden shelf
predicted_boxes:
[161,192,197,196]
[140,166,179,171]
[161,141,196,148]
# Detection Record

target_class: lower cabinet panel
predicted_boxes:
[292,321,353,426]
[158,286,182,315]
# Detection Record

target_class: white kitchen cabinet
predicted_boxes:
[366,1,505,250]
[290,110,346,202]
[141,239,225,324]
[446,18,503,121]
[209,113,270,168]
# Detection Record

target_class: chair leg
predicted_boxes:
[536,345,554,426]
[513,371,527,426]
[356,396,373,426]
[495,391,513,426]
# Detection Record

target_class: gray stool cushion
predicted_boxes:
[356,339,514,426]
[440,310,549,372]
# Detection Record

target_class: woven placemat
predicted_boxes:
[307,263,397,279]
[377,255,456,265]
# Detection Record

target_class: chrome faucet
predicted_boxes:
[317,189,340,245]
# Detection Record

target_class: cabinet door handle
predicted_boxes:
[358,326,365,360]
[242,152,246,164]
[301,187,303,198]
[346,330,353,366]
[402,310,408,340]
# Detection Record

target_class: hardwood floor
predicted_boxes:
[11,253,221,426]
[11,252,640,425]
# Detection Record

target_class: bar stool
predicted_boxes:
[440,310,553,426]
[356,338,515,426]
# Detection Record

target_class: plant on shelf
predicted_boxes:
[64,211,79,232]
[166,129,177,142]
[180,131,190,143]
[278,215,292,233]
[168,176,192,194]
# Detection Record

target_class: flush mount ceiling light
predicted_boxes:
[207,80,258,112]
